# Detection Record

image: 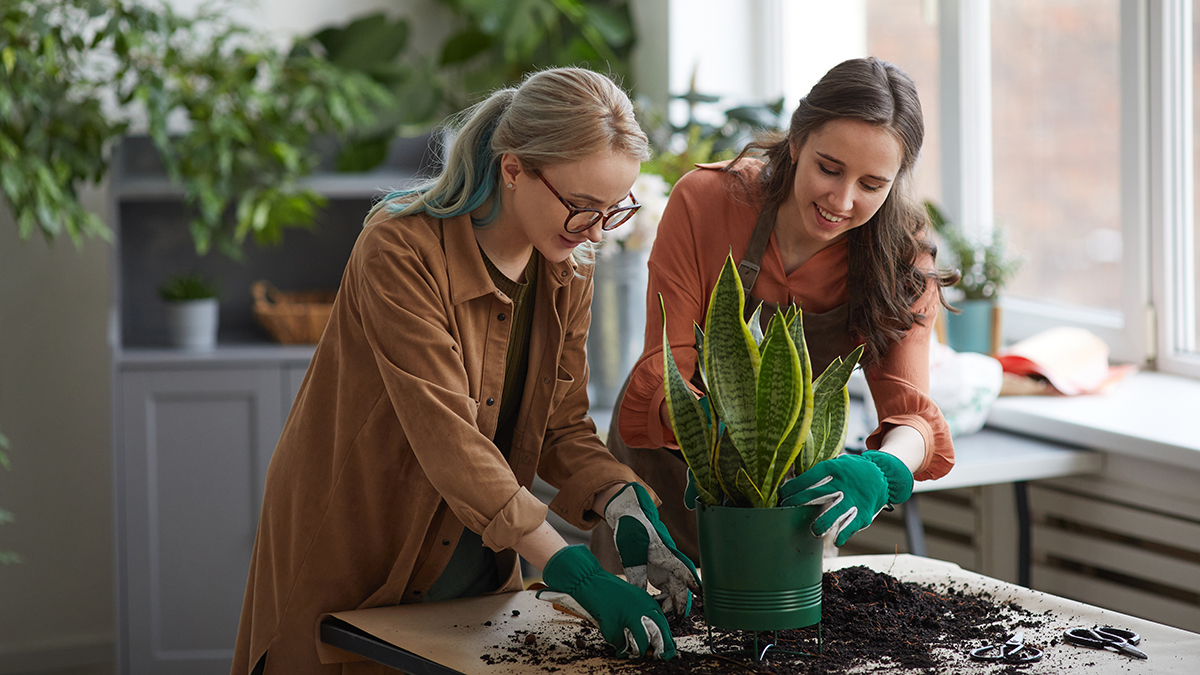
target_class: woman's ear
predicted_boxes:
[500,153,523,187]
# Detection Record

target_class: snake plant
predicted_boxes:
[661,254,863,508]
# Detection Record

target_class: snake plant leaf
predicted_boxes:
[761,309,815,500]
[754,317,802,492]
[735,468,769,508]
[806,344,865,469]
[660,295,719,504]
[805,379,850,472]
[748,302,765,346]
[714,429,750,506]
[703,255,761,479]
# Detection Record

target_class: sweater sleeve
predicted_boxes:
[617,170,717,449]
[862,259,955,481]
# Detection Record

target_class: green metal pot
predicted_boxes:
[696,502,823,631]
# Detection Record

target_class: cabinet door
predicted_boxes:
[118,368,283,675]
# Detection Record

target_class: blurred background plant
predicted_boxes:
[1,0,392,258]
[307,0,636,172]
[637,70,785,188]
[927,201,1025,301]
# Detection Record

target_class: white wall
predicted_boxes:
[0,2,444,673]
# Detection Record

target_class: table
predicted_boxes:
[321,554,1200,674]
[844,398,1104,583]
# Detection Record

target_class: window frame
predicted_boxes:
[943,0,1198,376]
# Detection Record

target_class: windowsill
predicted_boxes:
[985,370,1200,473]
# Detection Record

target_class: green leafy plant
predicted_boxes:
[638,76,785,188]
[158,273,219,302]
[926,202,1024,301]
[435,0,636,116]
[0,0,126,246]
[1,0,391,257]
[0,428,18,564]
[661,255,863,508]
[110,1,393,258]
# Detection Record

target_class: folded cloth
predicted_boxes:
[995,327,1136,396]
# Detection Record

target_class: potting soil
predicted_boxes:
[479,565,1058,674]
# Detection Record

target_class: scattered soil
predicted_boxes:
[481,565,1054,674]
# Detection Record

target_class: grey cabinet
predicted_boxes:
[117,365,289,675]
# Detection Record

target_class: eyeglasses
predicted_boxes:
[533,169,641,234]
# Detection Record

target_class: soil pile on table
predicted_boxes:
[482,565,1052,674]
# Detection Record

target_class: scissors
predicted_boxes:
[969,631,1044,663]
[1064,627,1148,660]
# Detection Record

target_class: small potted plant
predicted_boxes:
[927,202,1024,354]
[159,273,220,350]
[660,254,862,632]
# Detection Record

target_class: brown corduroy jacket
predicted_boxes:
[231,210,647,675]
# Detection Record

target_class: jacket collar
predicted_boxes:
[443,214,578,305]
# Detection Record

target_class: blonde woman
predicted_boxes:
[233,68,698,675]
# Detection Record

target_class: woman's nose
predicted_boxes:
[829,182,854,212]
[583,221,605,244]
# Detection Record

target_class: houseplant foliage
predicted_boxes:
[0,0,126,245]
[926,201,1023,301]
[0,0,391,257]
[661,254,863,509]
[304,1,636,172]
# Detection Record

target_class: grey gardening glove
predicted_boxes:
[779,451,913,547]
[603,482,700,616]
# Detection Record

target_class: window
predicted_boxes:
[867,0,943,208]
[992,1,1123,312]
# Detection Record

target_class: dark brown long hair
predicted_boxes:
[726,57,958,368]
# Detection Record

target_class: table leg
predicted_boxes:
[904,495,927,557]
[1015,481,1031,587]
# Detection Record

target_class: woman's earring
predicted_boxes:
[506,182,514,189]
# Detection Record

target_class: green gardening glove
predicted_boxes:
[778,451,913,547]
[604,483,700,616]
[536,545,676,659]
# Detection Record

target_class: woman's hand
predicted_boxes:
[778,450,914,547]
[602,482,700,616]
[535,545,677,659]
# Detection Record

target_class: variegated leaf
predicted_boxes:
[735,468,769,508]
[754,317,802,491]
[714,430,749,507]
[660,295,719,504]
[807,383,850,470]
[703,255,761,479]
[748,302,765,346]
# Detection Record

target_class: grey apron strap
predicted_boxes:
[737,203,778,297]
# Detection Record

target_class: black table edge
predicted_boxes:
[320,616,467,675]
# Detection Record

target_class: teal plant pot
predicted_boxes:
[696,502,823,631]
[946,298,997,354]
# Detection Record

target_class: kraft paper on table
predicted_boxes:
[326,554,1200,674]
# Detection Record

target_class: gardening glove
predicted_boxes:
[535,545,676,659]
[778,451,913,547]
[604,482,700,616]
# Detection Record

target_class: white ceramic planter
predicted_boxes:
[164,298,219,350]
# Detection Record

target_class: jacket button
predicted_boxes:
[498,313,506,321]
[523,455,532,463]
[486,398,495,405]
[560,271,569,277]
[542,377,551,384]
[442,539,450,546]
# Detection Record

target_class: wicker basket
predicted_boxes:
[252,280,337,344]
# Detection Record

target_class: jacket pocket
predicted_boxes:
[550,366,575,410]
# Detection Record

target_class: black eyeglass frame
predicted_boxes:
[533,169,641,234]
